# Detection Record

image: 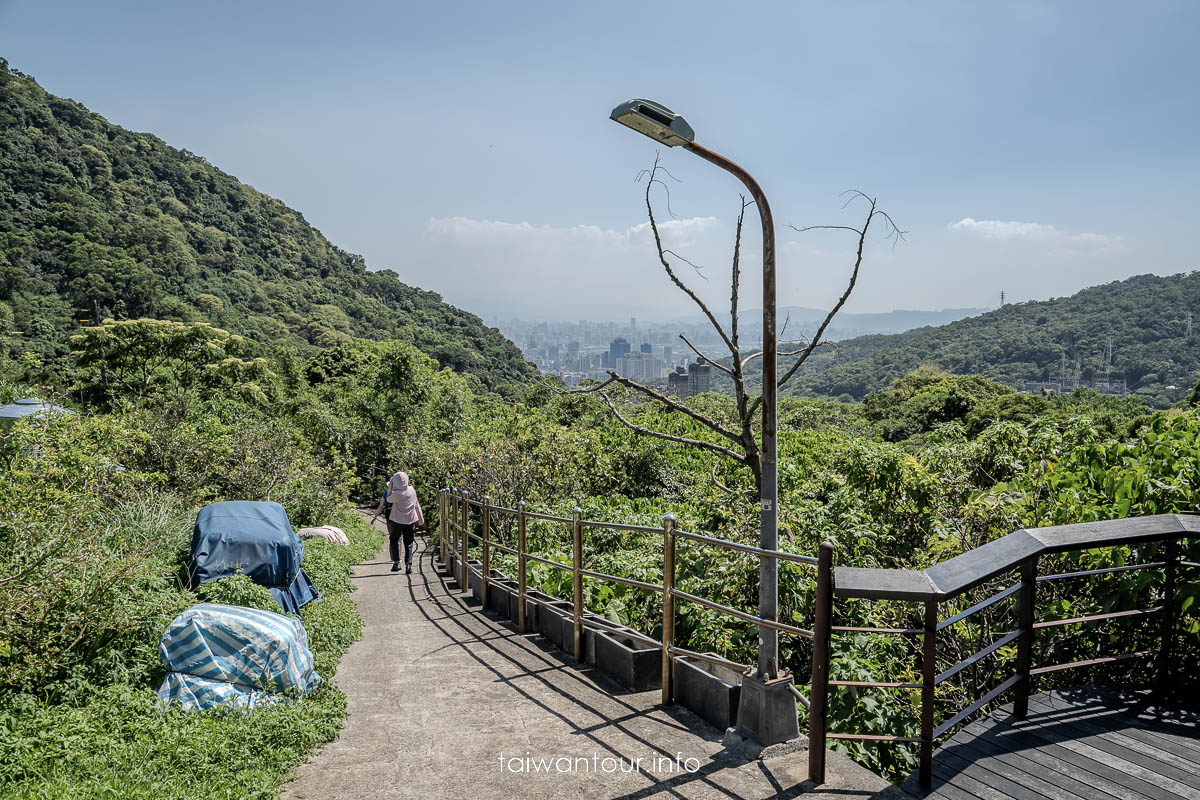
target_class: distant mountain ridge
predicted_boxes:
[722,305,989,341]
[0,60,534,394]
[763,272,1200,407]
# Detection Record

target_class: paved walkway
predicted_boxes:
[283,519,895,800]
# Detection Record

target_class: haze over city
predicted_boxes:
[2,1,1197,322]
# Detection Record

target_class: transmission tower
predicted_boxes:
[1187,313,1193,338]
[1104,336,1113,383]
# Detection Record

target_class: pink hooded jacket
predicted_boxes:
[386,472,424,527]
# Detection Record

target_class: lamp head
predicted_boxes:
[609,98,695,147]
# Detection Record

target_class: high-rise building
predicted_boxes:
[662,346,673,366]
[609,337,631,369]
[667,366,689,398]
[640,342,652,354]
[688,361,711,396]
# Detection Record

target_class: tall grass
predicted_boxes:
[0,508,383,799]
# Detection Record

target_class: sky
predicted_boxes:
[1,1,1198,322]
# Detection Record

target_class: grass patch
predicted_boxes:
[0,508,384,799]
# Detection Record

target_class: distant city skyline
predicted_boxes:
[2,1,1197,321]
[494,304,990,385]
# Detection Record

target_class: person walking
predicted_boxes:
[381,471,424,573]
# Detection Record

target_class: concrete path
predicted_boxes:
[283,520,897,800]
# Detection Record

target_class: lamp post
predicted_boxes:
[611,99,794,747]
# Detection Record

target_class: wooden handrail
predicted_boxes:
[835,514,1200,602]
[823,514,1197,789]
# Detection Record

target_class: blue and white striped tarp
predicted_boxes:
[156,603,321,711]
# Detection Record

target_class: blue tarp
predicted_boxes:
[191,500,320,613]
[156,603,321,711]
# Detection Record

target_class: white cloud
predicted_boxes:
[414,215,729,320]
[425,215,719,248]
[949,217,1124,250]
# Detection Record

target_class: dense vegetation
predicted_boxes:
[2,58,1197,794]
[736,272,1200,407]
[0,60,534,396]
[452,373,1198,779]
[0,368,385,797]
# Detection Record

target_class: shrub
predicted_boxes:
[200,575,277,612]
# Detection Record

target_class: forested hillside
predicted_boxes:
[766,272,1200,406]
[0,60,533,394]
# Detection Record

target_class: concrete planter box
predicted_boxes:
[537,599,573,648]
[557,610,598,666]
[486,574,517,618]
[536,600,594,663]
[521,589,557,630]
[487,569,526,623]
[594,629,662,691]
[466,559,483,602]
[673,655,744,731]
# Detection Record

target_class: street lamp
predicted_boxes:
[611,99,794,747]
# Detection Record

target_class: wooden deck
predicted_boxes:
[899,686,1200,800]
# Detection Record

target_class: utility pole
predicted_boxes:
[1104,337,1113,385]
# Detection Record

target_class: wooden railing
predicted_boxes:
[819,514,1200,788]
[436,488,833,782]
[435,490,1195,788]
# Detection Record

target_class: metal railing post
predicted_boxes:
[919,599,938,789]
[572,506,584,663]
[440,489,448,566]
[1159,538,1180,689]
[460,491,470,593]
[482,496,491,609]
[808,541,835,785]
[454,490,462,577]
[518,501,528,634]
[1014,555,1038,719]
[448,490,456,577]
[661,514,676,706]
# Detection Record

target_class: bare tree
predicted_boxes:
[570,155,904,498]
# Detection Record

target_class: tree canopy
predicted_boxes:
[0,60,534,395]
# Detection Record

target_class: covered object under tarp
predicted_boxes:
[0,397,74,427]
[156,603,321,711]
[190,500,319,613]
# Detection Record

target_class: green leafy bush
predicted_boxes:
[200,576,276,612]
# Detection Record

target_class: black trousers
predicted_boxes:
[387,520,416,566]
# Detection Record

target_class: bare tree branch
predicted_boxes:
[776,193,902,390]
[642,155,736,356]
[787,224,863,235]
[746,339,840,365]
[663,249,708,280]
[711,458,754,497]
[731,195,749,350]
[678,334,733,376]
[779,311,793,342]
[604,371,743,445]
[545,376,618,395]
[602,393,748,465]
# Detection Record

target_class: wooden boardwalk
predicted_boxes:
[899,686,1200,800]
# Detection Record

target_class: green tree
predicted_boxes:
[70,318,274,407]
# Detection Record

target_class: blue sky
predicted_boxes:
[2,0,1197,321]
